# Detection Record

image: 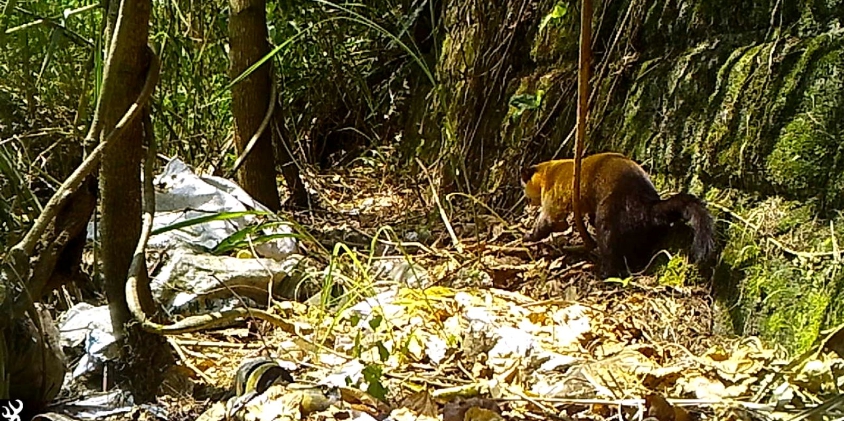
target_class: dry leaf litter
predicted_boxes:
[140,162,844,421]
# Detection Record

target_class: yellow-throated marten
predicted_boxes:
[521,152,716,278]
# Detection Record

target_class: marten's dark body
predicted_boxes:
[521,152,716,278]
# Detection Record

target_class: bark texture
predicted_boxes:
[96,0,173,400]
[229,0,281,211]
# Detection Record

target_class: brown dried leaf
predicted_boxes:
[397,390,438,418]
[339,386,392,416]
[442,398,502,421]
[644,393,688,421]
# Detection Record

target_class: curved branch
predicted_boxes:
[5,45,161,278]
[126,73,295,334]
[224,77,277,179]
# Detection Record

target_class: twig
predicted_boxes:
[786,393,844,421]
[503,384,562,419]
[171,339,263,349]
[415,157,463,254]
[571,0,596,251]
[6,4,97,48]
[347,225,458,262]
[165,337,215,385]
[495,396,776,411]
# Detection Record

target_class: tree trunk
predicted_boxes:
[98,0,146,347]
[96,0,173,401]
[229,0,282,211]
[572,0,596,251]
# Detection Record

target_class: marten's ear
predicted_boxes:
[520,165,538,185]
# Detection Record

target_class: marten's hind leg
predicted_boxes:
[593,200,629,278]
[595,221,627,278]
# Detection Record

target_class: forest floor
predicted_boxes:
[140,159,834,421]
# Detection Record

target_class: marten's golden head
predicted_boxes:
[520,165,543,205]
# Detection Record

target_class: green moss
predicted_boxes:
[751,266,831,351]
[712,193,844,353]
[656,254,697,287]
[704,44,765,171]
[765,42,844,209]
[766,116,829,194]
[772,202,816,234]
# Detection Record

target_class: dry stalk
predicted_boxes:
[415,157,463,254]
[165,337,215,385]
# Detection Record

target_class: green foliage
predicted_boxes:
[539,3,568,32]
[0,0,102,247]
[657,255,695,287]
[361,364,388,401]
[149,0,232,163]
[508,90,545,121]
[267,0,434,166]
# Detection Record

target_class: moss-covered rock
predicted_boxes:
[714,195,844,351]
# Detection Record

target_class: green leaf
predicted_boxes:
[375,341,389,362]
[368,314,383,330]
[604,276,632,287]
[353,331,362,358]
[509,89,545,119]
[212,221,300,254]
[362,364,388,401]
[539,3,568,32]
[151,210,273,236]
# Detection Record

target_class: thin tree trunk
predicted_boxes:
[98,0,148,343]
[229,0,281,211]
[573,0,596,251]
[96,0,173,400]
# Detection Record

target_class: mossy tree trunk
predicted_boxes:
[228,0,282,211]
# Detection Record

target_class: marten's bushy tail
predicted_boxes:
[652,193,716,263]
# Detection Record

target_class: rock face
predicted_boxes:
[432,0,844,351]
